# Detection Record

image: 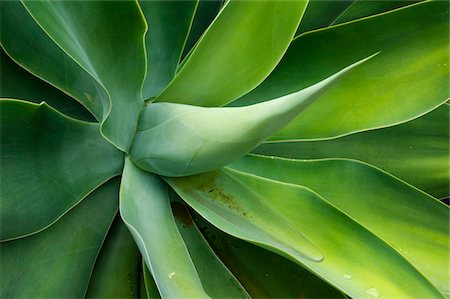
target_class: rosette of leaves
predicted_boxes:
[1,0,449,298]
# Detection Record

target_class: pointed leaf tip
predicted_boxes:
[131,54,376,176]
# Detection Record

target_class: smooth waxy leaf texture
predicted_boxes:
[142,261,161,299]
[131,56,373,176]
[0,49,94,121]
[256,104,450,198]
[22,0,147,151]
[170,197,250,298]
[168,169,445,299]
[0,99,123,241]
[0,179,119,298]
[120,158,210,299]
[0,1,107,121]
[86,217,141,299]
[230,155,450,294]
[196,217,344,299]
[233,1,449,139]
[140,0,197,99]
[156,0,309,106]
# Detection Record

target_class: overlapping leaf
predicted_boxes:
[140,0,197,99]
[232,1,449,139]
[0,49,94,121]
[22,0,147,151]
[229,155,450,294]
[168,169,445,298]
[256,104,450,198]
[0,99,123,241]
[0,179,119,298]
[120,158,248,298]
[0,1,107,121]
[156,0,309,106]
[86,217,141,299]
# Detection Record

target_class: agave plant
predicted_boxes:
[1,0,449,298]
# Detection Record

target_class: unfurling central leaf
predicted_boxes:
[129,54,377,177]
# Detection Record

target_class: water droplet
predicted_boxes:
[265,273,269,278]
[366,288,380,298]
[408,146,413,150]
[343,274,352,280]
[270,156,275,160]
[168,272,176,279]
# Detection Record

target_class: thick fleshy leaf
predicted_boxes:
[170,196,250,298]
[196,216,345,299]
[232,1,449,139]
[229,155,450,294]
[155,0,309,106]
[0,1,107,121]
[0,49,94,121]
[0,179,119,298]
[0,99,123,241]
[333,0,422,25]
[180,0,222,60]
[140,0,197,99]
[22,0,147,151]
[86,217,141,299]
[256,104,450,198]
[296,0,353,34]
[119,158,209,299]
[167,170,445,299]
[131,56,373,177]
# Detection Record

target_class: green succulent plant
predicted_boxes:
[1,0,449,298]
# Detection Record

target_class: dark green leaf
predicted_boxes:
[0,99,123,241]
[0,1,107,121]
[0,179,119,298]
[140,0,197,99]
[0,49,94,121]
[22,0,147,151]
[86,216,141,299]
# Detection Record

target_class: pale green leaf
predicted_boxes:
[119,158,210,299]
[156,0,309,106]
[256,104,450,198]
[229,155,450,294]
[232,1,449,139]
[21,0,147,151]
[0,99,123,241]
[0,179,119,298]
[131,55,373,176]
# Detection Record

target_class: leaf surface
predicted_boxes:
[0,1,107,121]
[156,0,309,106]
[86,216,141,299]
[120,158,210,299]
[230,155,450,294]
[168,169,445,299]
[132,56,373,176]
[0,179,119,298]
[196,217,345,299]
[232,1,449,139]
[0,49,94,121]
[256,104,450,198]
[22,0,147,151]
[0,99,123,241]
[140,0,197,99]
